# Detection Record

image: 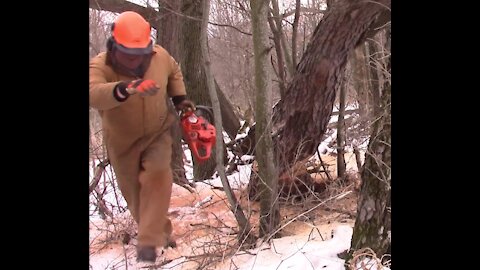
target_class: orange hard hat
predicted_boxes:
[112,11,153,55]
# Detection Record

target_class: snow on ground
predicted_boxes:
[214,224,354,270]
[89,160,388,270]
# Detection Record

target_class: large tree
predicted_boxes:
[243,0,390,199]
[348,81,390,263]
[348,26,391,263]
[271,0,391,179]
[180,0,243,180]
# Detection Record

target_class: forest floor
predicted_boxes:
[89,154,360,270]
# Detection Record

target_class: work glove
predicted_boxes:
[126,79,160,97]
[115,79,159,99]
[175,99,196,112]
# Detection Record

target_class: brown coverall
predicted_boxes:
[89,44,186,248]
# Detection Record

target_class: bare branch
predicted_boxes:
[89,159,110,195]
[209,21,253,36]
[281,7,326,19]
[89,0,159,28]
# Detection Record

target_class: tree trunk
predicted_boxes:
[154,0,190,188]
[348,74,391,262]
[352,42,371,119]
[336,77,347,180]
[271,0,391,179]
[201,0,252,245]
[157,0,180,60]
[291,0,301,68]
[181,0,217,180]
[348,26,391,261]
[271,0,294,78]
[367,38,382,118]
[251,0,280,238]
[181,0,240,180]
[268,14,287,99]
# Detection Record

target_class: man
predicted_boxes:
[89,11,195,262]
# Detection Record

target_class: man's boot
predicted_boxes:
[136,245,156,262]
[166,238,177,248]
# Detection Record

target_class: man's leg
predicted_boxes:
[136,131,174,260]
[108,146,142,223]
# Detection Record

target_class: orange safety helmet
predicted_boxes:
[110,11,153,55]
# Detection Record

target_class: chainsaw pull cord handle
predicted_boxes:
[180,107,195,119]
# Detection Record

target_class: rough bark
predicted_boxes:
[348,77,391,262]
[271,0,391,178]
[348,26,391,261]
[157,0,180,60]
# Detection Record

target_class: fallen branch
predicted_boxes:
[89,159,110,195]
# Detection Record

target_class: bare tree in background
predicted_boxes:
[336,73,347,180]
[210,0,255,116]
[89,9,110,161]
[201,0,252,245]
[89,9,110,58]
[250,0,280,238]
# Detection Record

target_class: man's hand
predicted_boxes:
[126,79,159,97]
[175,99,196,112]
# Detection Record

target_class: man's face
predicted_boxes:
[114,49,146,70]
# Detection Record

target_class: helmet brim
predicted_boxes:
[114,41,153,56]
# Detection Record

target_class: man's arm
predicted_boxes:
[89,56,128,110]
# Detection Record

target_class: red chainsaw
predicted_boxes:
[180,107,216,163]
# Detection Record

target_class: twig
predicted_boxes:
[307,226,324,241]
[159,4,253,36]
[89,159,110,194]
[316,150,332,182]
